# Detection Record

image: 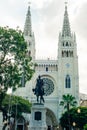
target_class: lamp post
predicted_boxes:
[7,112,11,130]
[57,125,59,130]
[15,103,17,130]
[77,108,81,130]
[77,108,80,114]
[73,122,76,130]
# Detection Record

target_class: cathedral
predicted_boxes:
[15,3,79,129]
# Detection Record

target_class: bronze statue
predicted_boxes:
[32,75,45,103]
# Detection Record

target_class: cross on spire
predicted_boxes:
[65,1,68,11]
[65,1,68,6]
[28,1,31,7]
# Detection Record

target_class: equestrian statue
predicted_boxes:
[32,75,45,104]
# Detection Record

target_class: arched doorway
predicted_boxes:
[16,117,25,130]
[46,108,58,130]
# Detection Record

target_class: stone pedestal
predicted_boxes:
[29,103,47,130]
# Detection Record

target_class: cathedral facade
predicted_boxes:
[15,4,79,128]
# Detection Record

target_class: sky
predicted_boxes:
[0,0,87,94]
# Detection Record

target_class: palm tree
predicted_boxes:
[60,94,77,111]
[60,94,77,130]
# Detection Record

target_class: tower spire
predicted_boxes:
[62,2,71,37]
[24,4,32,36]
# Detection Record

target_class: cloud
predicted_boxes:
[73,2,87,39]
[32,0,87,94]
[32,0,52,9]
[31,0,65,59]
[71,2,87,94]
[0,0,87,94]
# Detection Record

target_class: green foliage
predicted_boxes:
[60,94,77,129]
[84,124,87,130]
[2,94,32,117]
[60,107,87,130]
[0,26,34,104]
[60,94,77,111]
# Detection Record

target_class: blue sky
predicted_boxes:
[0,0,87,94]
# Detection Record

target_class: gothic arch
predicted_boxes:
[63,42,64,46]
[46,108,58,129]
[66,42,69,46]
[66,51,68,57]
[65,75,71,88]
[68,51,70,57]
[16,116,25,130]
[28,50,31,56]
[62,51,64,57]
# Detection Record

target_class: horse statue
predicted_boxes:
[32,75,45,104]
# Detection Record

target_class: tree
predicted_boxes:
[2,94,32,116]
[60,107,87,130]
[60,94,77,130]
[60,94,77,111]
[84,124,87,130]
[2,94,32,130]
[0,26,34,104]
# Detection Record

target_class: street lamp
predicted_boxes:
[77,108,81,114]
[15,102,17,130]
[73,122,76,130]
[57,126,59,130]
[77,108,81,130]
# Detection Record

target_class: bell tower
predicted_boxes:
[58,3,79,116]
[24,5,35,60]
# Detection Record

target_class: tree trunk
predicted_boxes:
[2,124,7,130]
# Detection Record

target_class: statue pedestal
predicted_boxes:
[29,103,47,130]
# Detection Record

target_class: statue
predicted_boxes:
[32,75,45,103]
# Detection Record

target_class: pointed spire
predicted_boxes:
[24,5,32,36]
[62,2,71,37]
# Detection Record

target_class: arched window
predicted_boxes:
[63,42,64,46]
[62,51,64,57]
[29,42,31,46]
[66,51,68,57]
[66,42,68,46]
[65,75,71,88]
[46,67,48,71]
[71,51,73,57]
[29,51,31,56]
[69,51,71,57]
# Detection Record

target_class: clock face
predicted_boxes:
[66,63,70,68]
[42,78,54,96]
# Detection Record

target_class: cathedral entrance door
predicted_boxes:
[17,125,23,130]
[16,117,25,130]
[46,108,58,130]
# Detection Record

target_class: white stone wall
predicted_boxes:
[14,5,79,125]
[14,52,79,122]
[0,112,3,129]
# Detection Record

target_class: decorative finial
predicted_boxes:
[28,1,31,7]
[27,2,31,16]
[65,1,68,6]
[64,1,68,11]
